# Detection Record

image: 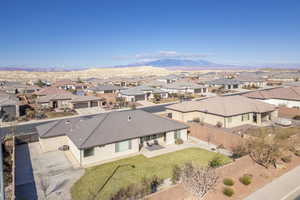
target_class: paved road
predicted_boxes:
[245,165,300,200]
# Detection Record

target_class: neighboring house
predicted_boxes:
[166,96,278,128]
[0,92,19,121]
[119,85,168,102]
[53,79,88,90]
[0,81,28,94]
[242,86,300,108]
[207,78,242,90]
[268,72,300,82]
[37,110,189,166]
[37,93,104,109]
[87,85,124,94]
[161,82,208,95]
[236,76,267,88]
[157,74,181,84]
[34,87,71,97]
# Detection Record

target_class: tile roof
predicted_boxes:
[37,110,188,149]
[34,87,71,96]
[166,96,276,116]
[243,86,300,101]
[120,85,166,96]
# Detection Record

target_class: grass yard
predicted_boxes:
[71,147,231,200]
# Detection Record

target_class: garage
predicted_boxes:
[73,102,89,109]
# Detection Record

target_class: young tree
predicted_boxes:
[181,163,218,200]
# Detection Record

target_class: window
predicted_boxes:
[174,130,181,140]
[228,117,232,123]
[83,147,94,157]
[115,140,132,152]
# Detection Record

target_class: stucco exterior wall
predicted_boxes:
[68,137,81,161]
[80,138,140,166]
[39,136,68,152]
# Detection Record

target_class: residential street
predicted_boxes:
[245,165,300,200]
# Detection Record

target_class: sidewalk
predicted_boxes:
[245,165,300,200]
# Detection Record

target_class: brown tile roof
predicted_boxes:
[34,87,71,96]
[243,86,300,101]
[166,96,276,116]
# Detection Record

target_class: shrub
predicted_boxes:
[232,144,248,159]
[294,150,300,157]
[111,175,163,199]
[239,174,252,185]
[171,165,182,184]
[281,155,292,163]
[175,138,184,145]
[209,156,223,168]
[293,115,300,120]
[193,117,200,123]
[216,121,223,128]
[223,178,234,186]
[223,187,234,197]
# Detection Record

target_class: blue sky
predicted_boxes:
[1,0,300,68]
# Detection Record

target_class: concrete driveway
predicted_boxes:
[15,143,84,200]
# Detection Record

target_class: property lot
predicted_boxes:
[15,143,84,200]
[71,147,231,200]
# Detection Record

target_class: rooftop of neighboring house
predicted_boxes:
[162,81,207,90]
[88,85,125,92]
[235,75,266,82]
[34,87,71,96]
[120,85,167,96]
[37,93,103,103]
[269,72,300,79]
[37,109,188,149]
[166,95,276,116]
[0,92,19,106]
[242,86,300,101]
[206,78,241,85]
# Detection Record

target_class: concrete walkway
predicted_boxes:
[245,165,300,200]
[142,137,232,158]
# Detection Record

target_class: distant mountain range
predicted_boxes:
[0,59,300,71]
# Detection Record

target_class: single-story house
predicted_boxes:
[207,78,242,90]
[86,85,124,94]
[0,92,19,121]
[119,85,168,102]
[236,76,267,88]
[166,96,278,128]
[34,87,71,97]
[157,74,181,84]
[161,82,208,94]
[37,110,189,166]
[37,93,104,109]
[242,86,300,108]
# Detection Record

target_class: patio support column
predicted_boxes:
[257,113,262,125]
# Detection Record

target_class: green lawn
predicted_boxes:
[71,147,231,200]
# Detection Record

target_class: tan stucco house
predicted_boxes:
[166,96,278,128]
[37,110,188,167]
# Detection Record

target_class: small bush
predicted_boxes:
[209,156,223,168]
[281,155,292,163]
[232,144,248,159]
[295,150,300,157]
[216,121,223,128]
[239,174,252,185]
[293,115,300,120]
[175,138,184,145]
[171,165,182,184]
[223,187,234,197]
[223,178,234,186]
[193,117,200,123]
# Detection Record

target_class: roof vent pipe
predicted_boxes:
[128,115,132,122]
